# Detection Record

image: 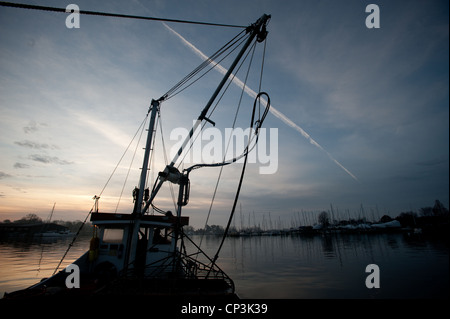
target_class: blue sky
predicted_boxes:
[0,0,448,228]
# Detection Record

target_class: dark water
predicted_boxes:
[1,233,448,298]
[203,233,449,299]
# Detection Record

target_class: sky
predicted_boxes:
[0,0,448,229]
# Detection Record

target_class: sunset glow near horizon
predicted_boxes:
[0,0,448,228]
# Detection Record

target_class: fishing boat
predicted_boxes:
[3,12,271,300]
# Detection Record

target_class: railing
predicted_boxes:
[117,233,235,294]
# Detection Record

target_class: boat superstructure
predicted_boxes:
[3,12,271,300]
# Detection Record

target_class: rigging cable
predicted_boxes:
[157,108,178,212]
[162,30,248,101]
[196,40,259,251]
[115,113,149,213]
[185,41,261,173]
[98,113,151,197]
[49,14,270,274]
[0,1,247,28]
[176,38,257,171]
[53,112,151,274]
[145,28,255,201]
[209,35,270,268]
[209,91,271,270]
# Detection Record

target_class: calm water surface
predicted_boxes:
[1,233,448,298]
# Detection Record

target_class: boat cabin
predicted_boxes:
[90,212,189,278]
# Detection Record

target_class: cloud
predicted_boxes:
[415,159,448,167]
[14,140,59,150]
[29,154,73,165]
[23,121,38,134]
[71,111,136,150]
[23,121,47,134]
[0,171,12,179]
[13,162,30,169]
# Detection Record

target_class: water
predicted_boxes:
[0,233,448,298]
[0,235,89,296]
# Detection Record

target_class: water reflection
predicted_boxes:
[0,236,89,296]
[191,233,448,298]
[0,233,448,298]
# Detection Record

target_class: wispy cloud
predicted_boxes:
[15,140,59,150]
[23,121,47,134]
[72,111,135,150]
[13,162,30,169]
[163,23,358,181]
[29,154,73,165]
[415,159,448,167]
[0,171,12,179]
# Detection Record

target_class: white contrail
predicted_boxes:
[163,23,358,182]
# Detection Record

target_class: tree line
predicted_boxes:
[1,213,92,234]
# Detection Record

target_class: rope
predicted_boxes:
[209,91,270,267]
[177,39,257,172]
[52,113,150,274]
[163,30,248,101]
[157,109,178,211]
[98,114,150,197]
[210,36,270,267]
[0,1,247,28]
[114,114,149,213]
[52,206,93,275]
[180,40,258,166]
[196,40,258,250]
